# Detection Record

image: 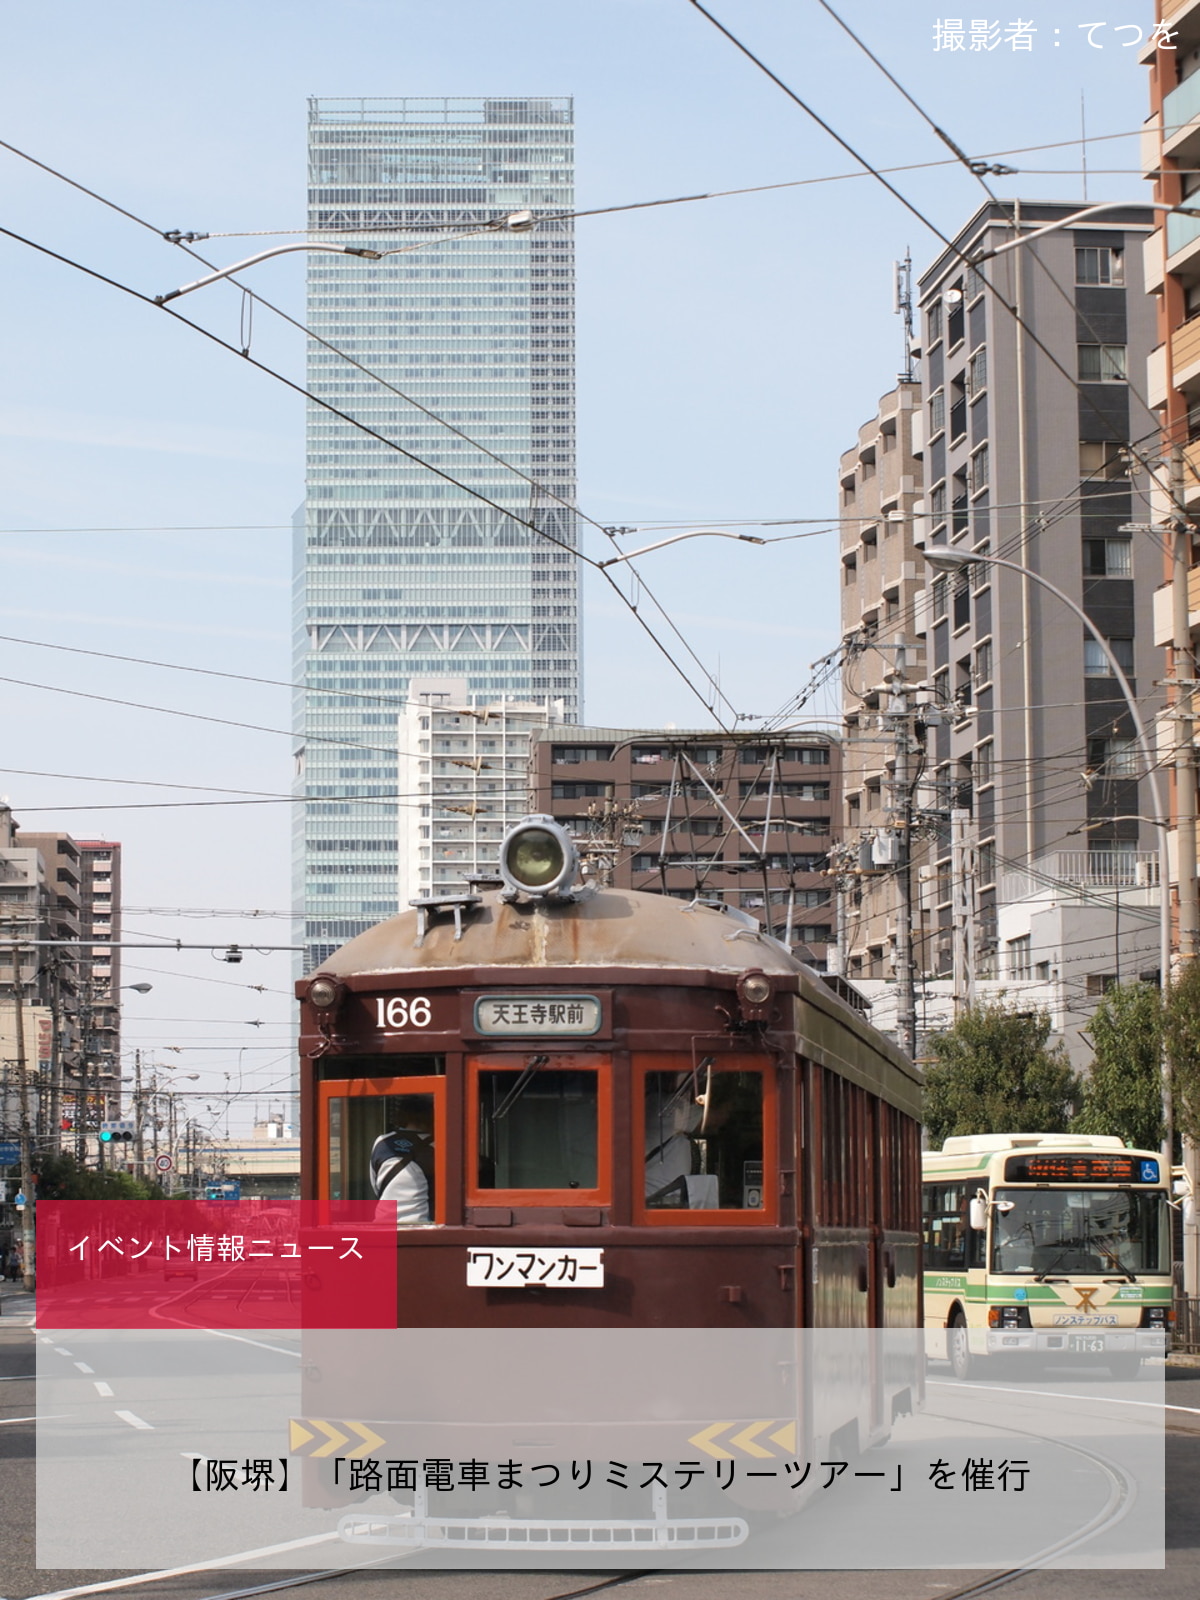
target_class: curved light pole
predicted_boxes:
[924,546,1173,1167]
[154,210,538,304]
[971,200,1200,263]
[596,529,768,568]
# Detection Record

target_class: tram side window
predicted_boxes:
[328,1092,436,1224]
[644,1071,763,1210]
[477,1068,597,1192]
[923,1182,969,1271]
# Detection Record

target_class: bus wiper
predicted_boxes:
[1034,1251,1070,1282]
[492,1054,549,1121]
[1096,1241,1137,1282]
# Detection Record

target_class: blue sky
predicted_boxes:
[0,0,1158,1124]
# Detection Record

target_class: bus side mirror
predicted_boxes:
[969,1198,988,1231]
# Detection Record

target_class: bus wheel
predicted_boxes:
[948,1312,973,1381]
[1107,1354,1141,1382]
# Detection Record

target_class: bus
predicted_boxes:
[922,1133,1173,1379]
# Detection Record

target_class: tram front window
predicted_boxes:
[991,1188,1170,1276]
[477,1067,598,1191]
[644,1070,763,1210]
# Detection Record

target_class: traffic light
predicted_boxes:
[99,1121,135,1143]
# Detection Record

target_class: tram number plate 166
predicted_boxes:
[466,1247,605,1289]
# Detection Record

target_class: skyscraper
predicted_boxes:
[296,97,579,969]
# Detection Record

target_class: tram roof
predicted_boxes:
[316,887,805,981]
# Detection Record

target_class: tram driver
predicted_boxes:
[370,1099,435,1226]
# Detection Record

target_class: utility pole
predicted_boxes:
[133,1049,144,1180]
[883,663,918,1060]
[10,943,35,1291]
[1170,442,1200,1299]
[951,809,977,1016]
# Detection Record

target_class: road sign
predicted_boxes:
[0,1141,20,1166]
[14,1192,26,1210]
[155,1154,173,1172]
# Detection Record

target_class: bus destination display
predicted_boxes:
[1004,1153,1160,1184]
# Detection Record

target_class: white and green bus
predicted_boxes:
[923,1133,1174,1380]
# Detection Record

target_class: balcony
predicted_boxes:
[1167,207,1200,267]
[1152,560,1200,645]
[1173,318,1200,387]
[1164,71,1200,160]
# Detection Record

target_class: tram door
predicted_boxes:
[318,1077,447,1223]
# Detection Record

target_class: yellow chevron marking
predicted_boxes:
[310,1418,349,1458]
[688,1421,734,1459]
[346,1421,387,1459]
[288,1419,314,1454]
[728,1420,774,1458]
[768,1420,797,1454]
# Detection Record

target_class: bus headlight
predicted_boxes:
[988,1306,1031,1329]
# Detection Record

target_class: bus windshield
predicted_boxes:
[990,1187,1170,1278]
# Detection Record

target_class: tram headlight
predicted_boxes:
[736,969,774,1021]
[498,816,579,901]
[307,975,342,1011]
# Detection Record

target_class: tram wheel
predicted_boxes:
[948,1312,974,1381]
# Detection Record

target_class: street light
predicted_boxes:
[596,529,768,568]
[971,200,1200,263]
[923,545,1173,1169]
[154,211,538,304]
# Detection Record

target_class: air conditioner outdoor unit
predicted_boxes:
[1135,860,1159,888]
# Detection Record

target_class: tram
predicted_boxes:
[293,816,923,1548]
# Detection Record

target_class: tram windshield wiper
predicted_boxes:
[492,1054,550,1121]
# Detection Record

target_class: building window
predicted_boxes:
[1007,935,1032,981]
[1083,636,1135,677]
[967,346,987,398]
[1086,972,1119,996]
[1084,537,1132,578]
[975,740,994,786]
[1078,344,1127,383]
[927,299,944,346]
[1076,246,1123,286]
[1079,440,1127,480]
[969,444,989,495]
[953,578,970,631]
[974,639,993,686]
[929,390,946,435]
[1087,735,1139,778]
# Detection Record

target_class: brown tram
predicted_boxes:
[297,817,923,1332]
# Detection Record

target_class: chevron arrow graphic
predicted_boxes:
[288,1419,314,1454]
[687,1421,734,1459]
[728,1420,774,1458]
[346,1421,387,1459]
[310,1418,349,1458]
[768,1420,797,1454]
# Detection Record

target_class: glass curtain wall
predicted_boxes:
[295,97,579,971]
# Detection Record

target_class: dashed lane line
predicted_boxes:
[74,1361,94,1374]
[114,1410,153,1430]
[93,1382,113,1397]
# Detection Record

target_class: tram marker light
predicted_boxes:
[736,969,774,1021]
[308,975,342,1011]
[498,815,580,902]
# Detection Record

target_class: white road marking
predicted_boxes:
[23,1531,342,1599]
[0,1375,33,1381]
[93,1382,113,1397]
[928,1377,1200,1414]
[73,1362,93,1374]
[0,1415,72,1425]
[52,1347,71,1357]
[204,1327,302,1359]
[114,1409,152,1430]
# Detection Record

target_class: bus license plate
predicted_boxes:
[1070,1336,1106,1353]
